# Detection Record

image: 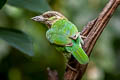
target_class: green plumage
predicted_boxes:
[46,19,89,64]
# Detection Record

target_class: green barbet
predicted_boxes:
[32,11,89,64]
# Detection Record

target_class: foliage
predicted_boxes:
[7,0,51,13]
[0,0,7,9]
[0,27,33,56]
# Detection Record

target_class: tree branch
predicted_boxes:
[64,0,120,80]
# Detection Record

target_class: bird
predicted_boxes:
[31,11,89,64]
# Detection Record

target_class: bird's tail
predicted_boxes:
[65,44,89,64]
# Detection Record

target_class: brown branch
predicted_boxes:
[64,0,120,80]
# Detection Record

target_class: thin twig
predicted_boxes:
[47,67,59,80]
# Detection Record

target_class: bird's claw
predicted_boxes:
[65,43,73,46]
[69,32,80,40]
[80,35,87,39]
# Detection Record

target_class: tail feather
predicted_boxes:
[66,44,89,64]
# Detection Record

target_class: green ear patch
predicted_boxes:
[48,16,56,20]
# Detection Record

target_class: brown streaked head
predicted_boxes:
[31,11,66,28]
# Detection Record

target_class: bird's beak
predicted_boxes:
[31,15,51,28]
[31,15,46,22]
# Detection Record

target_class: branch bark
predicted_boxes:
[64,0,120,80]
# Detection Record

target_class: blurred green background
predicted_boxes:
[0,0,120,80]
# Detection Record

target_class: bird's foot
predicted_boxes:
[69,32,80,40]
[65,43,73,46]
[80,35,87,39]
[79,34,87,45]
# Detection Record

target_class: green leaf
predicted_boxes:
[7,0,51,13]
[0,27,34,56]
[0,0,7,9]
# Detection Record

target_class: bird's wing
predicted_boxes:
[46,31,72,46]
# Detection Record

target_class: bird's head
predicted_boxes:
[31,11,66,28]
